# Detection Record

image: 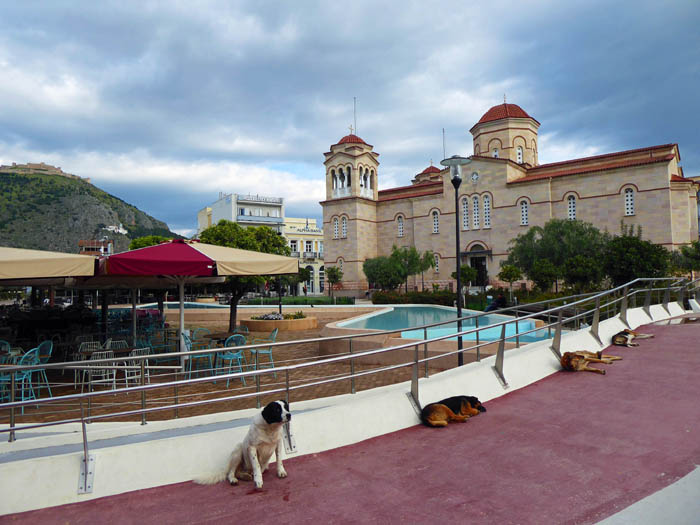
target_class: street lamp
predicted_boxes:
[440,155,472,366]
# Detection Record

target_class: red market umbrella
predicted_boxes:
[101,239,298,352]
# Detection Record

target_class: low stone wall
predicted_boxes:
[241,317,318,332]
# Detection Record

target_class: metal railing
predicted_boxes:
[0,277,692,489]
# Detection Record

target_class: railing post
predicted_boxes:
[255,350,261,409]
[9,374,16,442]
[662,286,671,314]
[78,400,95,494]
[285,369,290,405]
[515,310,520,348]
[620,286,630,328]
[492,324,508,387]
[550,310,563,358]
[589,296,602,345]
[410,344,419,406]
[475,316,480,361]
[643,287,652,319]
[423,327,429,378]
[349,339,355,394]
[174,371,179,419]
[677,286,685,310]
[140,360,147,426]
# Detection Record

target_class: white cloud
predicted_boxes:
[537,133,603,165]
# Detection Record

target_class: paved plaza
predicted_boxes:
[3,319,699,524]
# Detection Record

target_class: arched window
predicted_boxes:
[624,188,635,216]
[359,167,364,186]
[333,217,339,239]
[434,253,439,273]
[305,265,314,294]
[432,211,439,233]
[338,259,343,272]
[341,216,348,237]
[331,169,337,189]
[492,148,499,158]
[520,200,529,226]
[472,196,480,229]
[461,197,469,230]
[517,146,523,164]
[397,216,404,237]
[346,167,351,187]
[319,266,325,292]
[483,195,491,228]
[567,195,576,220]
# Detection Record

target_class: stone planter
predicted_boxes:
[241,317,318,332]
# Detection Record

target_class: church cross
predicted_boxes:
[349,125,354,134]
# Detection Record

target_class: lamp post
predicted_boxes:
[441,155,472,366]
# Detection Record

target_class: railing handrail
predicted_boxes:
[0,276,686,414]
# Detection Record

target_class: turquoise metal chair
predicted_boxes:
[0,347,40,413]
[215,334,247,387]
[36,340,53,397]
[249,328,278,379]
[183,333,214,379]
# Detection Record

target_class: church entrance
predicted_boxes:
[467,244,489,290]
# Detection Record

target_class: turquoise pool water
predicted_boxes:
[338,305,549,342]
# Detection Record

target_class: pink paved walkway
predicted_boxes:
[3,321,700,524]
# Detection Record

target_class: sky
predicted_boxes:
[0,1,698,237]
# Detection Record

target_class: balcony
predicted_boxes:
[303,251,318,259]
[236,215,284,224]
[290,251,301,258]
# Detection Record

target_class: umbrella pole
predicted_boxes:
[178,279,185,372]
[131,289,137,345]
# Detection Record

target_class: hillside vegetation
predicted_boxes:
[0,171,180,253]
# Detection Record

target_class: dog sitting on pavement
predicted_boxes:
[420,395,486,428]
[560,351,622,375]
[195,400,291,489]
[611,328,654,347]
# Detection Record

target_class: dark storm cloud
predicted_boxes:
[0,1,698,234]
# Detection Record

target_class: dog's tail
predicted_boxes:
[193,471,227,485]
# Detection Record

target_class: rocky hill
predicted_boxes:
[0,169,180,253]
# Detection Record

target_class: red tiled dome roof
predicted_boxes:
[419,165,441,175]
[476,103,536,125]
[337,134,367,145]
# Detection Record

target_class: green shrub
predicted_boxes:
[371,290,456,306]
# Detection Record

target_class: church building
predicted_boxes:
[320,103,698,295]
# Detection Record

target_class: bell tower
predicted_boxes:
[323,130,380,201]
[321,130,380,296]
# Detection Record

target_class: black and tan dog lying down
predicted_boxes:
[420,396,486,427]
[560,351,622,375]
[611,329,654,347]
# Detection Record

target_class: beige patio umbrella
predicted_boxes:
[0,246,96,280]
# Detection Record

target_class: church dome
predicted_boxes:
[475,103,539,126]
[418,165,441,175]
[336,134,368,145]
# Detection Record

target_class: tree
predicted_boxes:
[325,266,343,298]
[506,219,608,291]
[199,220,290,330]
[603,230,670,287]
[562,255,603,293]
[390,245,422,292]
[363,256,403,291]
[129,235,171,250]
[678,241,700,274]
[497,264,522,302]
[529,259,558,291]
[418,250,435,291]
[451,265,478,285]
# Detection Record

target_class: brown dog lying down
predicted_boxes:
[612,328,654,347]
[420,396,486,427]
[560,351,622,375]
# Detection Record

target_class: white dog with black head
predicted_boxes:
[196,400,291,489]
